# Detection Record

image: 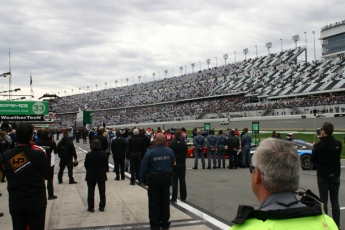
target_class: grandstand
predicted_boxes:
[52,45,345,128]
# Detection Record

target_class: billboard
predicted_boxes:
[0,101,49,115]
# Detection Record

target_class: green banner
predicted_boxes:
[252,121,260,134]
[83,111,92,124]
[0,101,49,115]
[204,123,211,131]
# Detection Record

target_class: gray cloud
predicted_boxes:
[0,0,344,99]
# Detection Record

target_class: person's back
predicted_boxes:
[85,148,108,182]
[91,129,108,151]
[3,123,51,229]
[4,144,50,208]
[111,136,126,158]
[57,136,75,157]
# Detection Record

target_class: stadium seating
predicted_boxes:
[53,48,345,126]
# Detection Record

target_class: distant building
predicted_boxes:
[320,19,345,60]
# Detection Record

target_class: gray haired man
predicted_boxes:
[231,138,338,229]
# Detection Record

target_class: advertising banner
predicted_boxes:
[0,101,49,115]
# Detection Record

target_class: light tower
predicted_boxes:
[152,73,155,81]
[292,35,300,48]
[266,42,272,55]
[206,59,210,69]
[179,66,183,75]
[164,70,168,79]
[138,76,141,84]
[191,63,195,73]
[243,48,248,60]
[223,54,228,66]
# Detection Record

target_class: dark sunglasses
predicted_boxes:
[249,164,256,174]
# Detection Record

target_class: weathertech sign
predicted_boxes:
[0,115,47,121]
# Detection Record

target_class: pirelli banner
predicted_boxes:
[0,101,49,121]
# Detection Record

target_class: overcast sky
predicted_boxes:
[0,0,344,100]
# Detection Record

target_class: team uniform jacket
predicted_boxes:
[3,143,51,210]
[139,145,175,184]
[193,135,206,150]
[57,137,77,159]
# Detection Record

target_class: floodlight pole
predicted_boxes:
[312,31,316,61]
[96,84,98,91]
[79,87,81,94]
[87,86,89,92]
[280,39,283,51]
[185,65,186,74]
[191,63,195,73]
[199,61,201,71]
[292,35,300,48]
[223,54,228,66]
[179,66,183,75]
[138,76,141,84]
[153,73,155,81]
[206,59,210,69]
[164,70,168,79]
[255,45,258,58]
[304,31,308,63]
[215,57,217,67]
[172,68,173,77]
[243,48,248,60]
[266,42,272,55]
[234,51,236,64]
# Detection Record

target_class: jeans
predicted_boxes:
[172,163,187,201]
[148,175,171,230]
[317,176,340,227]
[207,148,217,167]
[241,146,251,166]
[194,147,205,166]
[217,148,225,166]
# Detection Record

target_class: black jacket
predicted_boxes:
[3,143,51,210]
[91,135,108,152]
[36,139,57,166]
[138,133,150,152]
[111,137,127,159]
[312,136,342,179]
[126,135,145,158]
[57,137,77,159]
[84,149,108,182]
[169,138,187,164]
[228,135,240,151]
